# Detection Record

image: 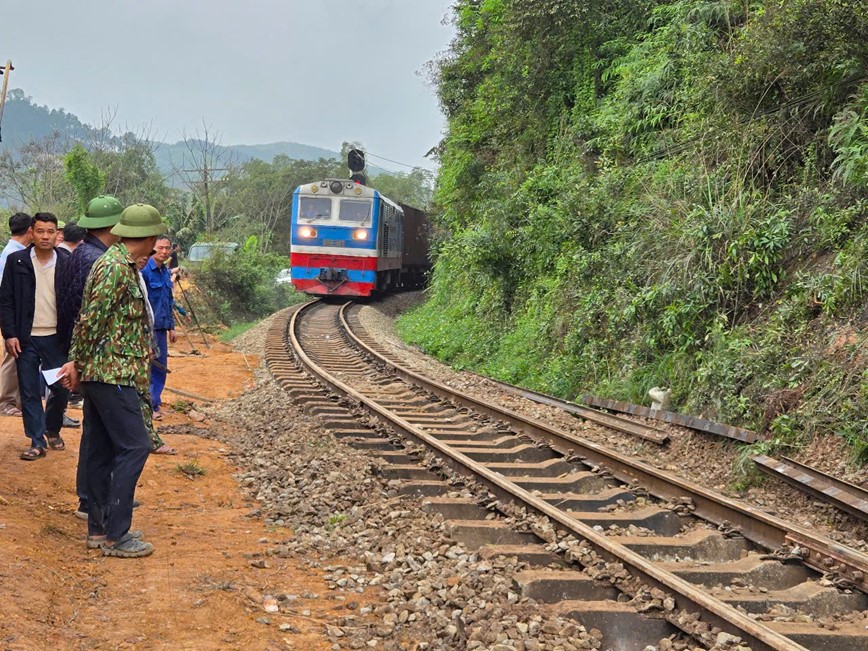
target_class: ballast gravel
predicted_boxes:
[206,371,612,650]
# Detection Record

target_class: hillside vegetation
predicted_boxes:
[399,0,868,463]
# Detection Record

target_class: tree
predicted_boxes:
[63,143,104,213]
[174,121,234,233]
[0,130,75,214]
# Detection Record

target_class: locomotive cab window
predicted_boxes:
[339,199,371,222]
[299,197,332,221]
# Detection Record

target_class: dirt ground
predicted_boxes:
[0,335,336,651]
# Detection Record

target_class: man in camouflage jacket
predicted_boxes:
[61,204,167,558]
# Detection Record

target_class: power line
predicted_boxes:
[364,150,435,172]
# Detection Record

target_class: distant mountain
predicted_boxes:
[0,88,93,146]
[0,89,342,177]
[154,140,341,181]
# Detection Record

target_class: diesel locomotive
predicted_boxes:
[289,179,429,297]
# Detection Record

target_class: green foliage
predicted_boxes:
[219,320,260,343]
[63,143,105,214]
[829,82,868,189]
[407,0,868,464]
[194,246,306,324]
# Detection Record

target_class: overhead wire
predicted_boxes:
[363,150,435,172]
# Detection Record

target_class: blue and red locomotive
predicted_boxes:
[290,179,429,297]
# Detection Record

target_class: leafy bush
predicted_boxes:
[194,236,305,324]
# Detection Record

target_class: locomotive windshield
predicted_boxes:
[299,197,332,221]
[338,199,371,223]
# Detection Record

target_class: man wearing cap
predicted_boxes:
[60,203,167,558]
[56,196,123,519]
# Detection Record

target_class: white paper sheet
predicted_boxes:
[42,367,63,385]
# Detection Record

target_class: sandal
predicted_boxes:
[20,447,46,461]
[151,444,177,455]
[87,530,143,549]
[102,532,154,558]
[2,405,22,416]
[46,434,66,451]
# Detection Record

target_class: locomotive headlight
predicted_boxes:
[310,185,318,193]
[351,229,369,241]
[298,226,317,238]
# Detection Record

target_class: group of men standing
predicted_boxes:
[0,196,183,558]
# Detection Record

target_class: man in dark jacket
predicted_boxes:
[0,213,71,460]
[55,195,122,510]
[56,196,123,352]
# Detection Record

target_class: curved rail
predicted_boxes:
[283,301,820,651]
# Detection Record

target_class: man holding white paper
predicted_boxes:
[0,213,71,460]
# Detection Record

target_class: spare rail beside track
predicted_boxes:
[754,454,868,524]
[580,394,760,443]
[466,372,670,445]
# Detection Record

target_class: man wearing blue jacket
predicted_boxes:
[141,235,176,420]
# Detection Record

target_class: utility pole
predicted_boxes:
[0,60,14,142]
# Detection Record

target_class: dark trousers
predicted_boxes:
[149,329,168,410]
[76,421,90,507]
[82,381,150,540]
[16,334,69,449]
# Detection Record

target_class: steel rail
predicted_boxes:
[285,301,813,651]
[580,394,759,443]
[754,454,868,523]
[339,305,868,595]
[464,371,669,444]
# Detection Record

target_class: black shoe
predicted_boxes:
[62,414,81,428]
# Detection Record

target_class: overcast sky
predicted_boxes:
[2,0,455,170]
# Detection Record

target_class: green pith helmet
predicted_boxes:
[110,203,168,238]
[77,195,124,229]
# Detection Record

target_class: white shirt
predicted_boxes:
[0,239,26,284]
[30,247,58,269]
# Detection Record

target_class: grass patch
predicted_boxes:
[177,460,207,479]
[220,320,260,343]
[172,399,194,414]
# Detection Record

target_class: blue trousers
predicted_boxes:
[83,382,150,540]
[16,334,69,449]
[150,329,168,411]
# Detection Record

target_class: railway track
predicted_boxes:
[266,300,868,651]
